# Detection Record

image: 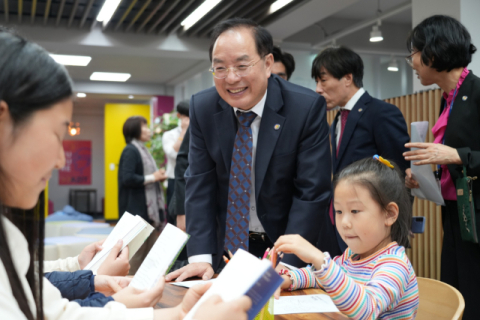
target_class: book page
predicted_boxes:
[274,294,339,315]
[410,121,445,206]
[129,223,189,290]
[84,212,145,272]
[183,249,272,320]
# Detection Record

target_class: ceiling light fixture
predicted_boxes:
[96,0,122,25]
[49,54,92,66]
[181,0,221,31]
[90,72,131,82]
[269,0,294,14]
[370,21,383,42]
[388,58,399,72]
[68,122,81,136]
[77,93,87,98]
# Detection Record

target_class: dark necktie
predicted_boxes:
[336,109,350,157]
[224,110,257,254]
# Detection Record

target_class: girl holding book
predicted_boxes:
[0,29,250,320]
[274,157,419,319]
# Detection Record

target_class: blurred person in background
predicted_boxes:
[271,46,295,81]
[119,116,167,274]
[162,101,190,225]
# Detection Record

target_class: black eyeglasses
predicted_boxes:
[405,51,418,67]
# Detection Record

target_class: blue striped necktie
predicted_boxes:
[224,110,257,254]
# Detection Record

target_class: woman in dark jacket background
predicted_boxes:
[403,15,479,320]
[118,116,167,274]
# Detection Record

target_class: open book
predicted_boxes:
[183,249,284,320]
[129,223,189,290]
[84,211,154,273]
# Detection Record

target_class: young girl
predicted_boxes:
[0,29,250,320]
[275,157,419,319]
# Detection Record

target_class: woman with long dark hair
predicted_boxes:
[0,29,250,320]
[403,15,480,320]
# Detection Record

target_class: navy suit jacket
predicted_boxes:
[330,91,410,251]
[331,91,410,175]
[185,75,335,269]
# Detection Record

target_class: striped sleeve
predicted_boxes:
[314,254,411,320]
[287,251,346,291]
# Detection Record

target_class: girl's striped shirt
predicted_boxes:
[286,242,418,319]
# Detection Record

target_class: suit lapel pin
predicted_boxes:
[274,124,281,130]
[462,96,468,101]
[358,108,363,112]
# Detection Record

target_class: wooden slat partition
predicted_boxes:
[325,89,443,280]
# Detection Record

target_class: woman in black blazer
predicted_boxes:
[118,116,167,273]
[403,16,479,320]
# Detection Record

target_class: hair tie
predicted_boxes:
[373,154,394,169]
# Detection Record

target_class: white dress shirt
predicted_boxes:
[335,88,365,146]
[188,91,268,265]
[162,125,183,179]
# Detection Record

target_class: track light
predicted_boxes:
[269,0,294,14]
[181,0,221,31]
[96,0,122,25]
[370,21,383,42]
[388,58,399,72]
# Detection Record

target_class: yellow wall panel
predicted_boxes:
[104,103,150,220]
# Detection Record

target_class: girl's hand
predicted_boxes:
[274,275,291,299]
[404,142,462,166]
[274,235,325,269]
[176,283,212,319]
[112,277,165,308]
[78,240,105,269]
[193,295,251,320]
[97,240,130,276]
[94,275,131,296]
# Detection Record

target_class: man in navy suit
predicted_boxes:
[166,18,336,282]
[312,46,410,251]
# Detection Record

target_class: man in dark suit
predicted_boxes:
[312,46,410,251]
[166,18,335,282]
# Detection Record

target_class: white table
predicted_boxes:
[59,222,109,237]
[44,236,98,259]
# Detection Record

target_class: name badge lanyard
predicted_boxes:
[435,87,458,181]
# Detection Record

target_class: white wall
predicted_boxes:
[174,69,214,106]
[461,0,480,75]
[49,109,105,213]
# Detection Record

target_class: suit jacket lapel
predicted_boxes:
[255,78,285,200]
[335,92,370,170]
[214,99,237,171]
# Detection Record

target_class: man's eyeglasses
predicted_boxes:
[209,57,264,79]
[405,51,418,67]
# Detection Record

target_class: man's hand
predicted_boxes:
[97,239,130,276]
[94,275,131,296]
[165,262,214,282]
[274,235,325,269]
[78,240,105,269]
[112,277,165,308]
